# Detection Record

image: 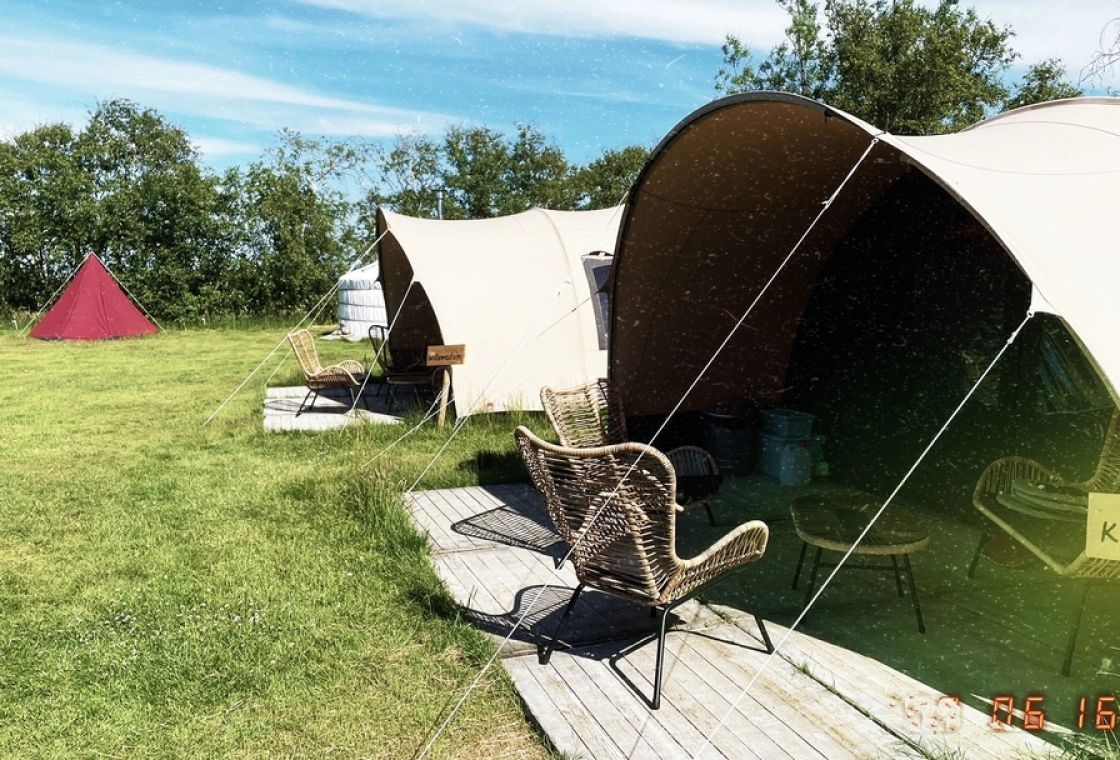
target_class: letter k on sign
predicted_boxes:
[1087,493,1120,560]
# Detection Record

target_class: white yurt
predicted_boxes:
[336,259,388,341]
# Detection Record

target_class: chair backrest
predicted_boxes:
[514,425,680,604]
[368,324,427,376]
[541,379,628,448]
[1084,409,1120,492]
[287,329,322,377]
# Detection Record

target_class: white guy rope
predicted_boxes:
[693,311,1034,758]
[412,137,882,758]
[362,385,448,467]
[402,286,565,496]
[202,230,388,425]
[17,253,87,336]
[100,259,164,331]
[347,279,415,415]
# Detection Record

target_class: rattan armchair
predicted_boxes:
[287,329,368,415]
[515,425,771,709]
[969,410,1120,674]
[541,379,721,525]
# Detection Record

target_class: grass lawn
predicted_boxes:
[0,327,555,758]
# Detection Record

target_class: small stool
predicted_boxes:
[791,494,930,633]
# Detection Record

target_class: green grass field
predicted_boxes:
[0,328,554,757]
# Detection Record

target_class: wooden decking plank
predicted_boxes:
[692,624,911,759]
[545,651,681,759]
[505,655,592,758]
[750,616,1051,759]
[518,653,630,758]
[667,633,821,759]
[604,635,768,760]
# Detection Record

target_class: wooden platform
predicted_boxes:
[263,385,403,432]
[406,484,1058,759]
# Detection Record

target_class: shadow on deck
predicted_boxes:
[405,480,1096,759]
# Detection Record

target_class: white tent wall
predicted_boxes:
[378,206,622,417]
[337,260,387,341]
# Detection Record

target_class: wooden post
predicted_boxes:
[437,368,451,429]
[425,344,465,429]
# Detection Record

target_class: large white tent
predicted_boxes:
[336,259,388,341]
[378,206,622,417]
[609,95,1120,418]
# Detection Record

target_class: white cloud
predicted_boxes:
[297,0,1120,85]
[0,35,456,131]
[298,0,790,46]
[192,136,261,159]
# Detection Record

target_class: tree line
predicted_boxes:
[1,0,1100,324]
[0,101,647,322]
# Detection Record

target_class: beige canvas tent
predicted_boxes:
[608,93,1120,506]
[610,94,1120,418]
[378,206,622,416]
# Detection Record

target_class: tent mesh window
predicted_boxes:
[582,253,613,350]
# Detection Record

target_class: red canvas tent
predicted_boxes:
[29,254,158,341]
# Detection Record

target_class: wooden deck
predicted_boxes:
[406,484,1061,759]
[263,385,403,432]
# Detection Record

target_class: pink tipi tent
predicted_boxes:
[29,254,158,341]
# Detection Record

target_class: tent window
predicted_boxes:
[583,254,612,350]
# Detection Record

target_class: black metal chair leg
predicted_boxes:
[296,389,318,416]
[704,503,716,526]
[386,385,397,413]
[903,554,925,634]
[891,555,906,598]
[652,604,675,710]
[755,613,774,654]
[803,547,823,608]
[967,532,988,579]
[539,584,584,665]
[1062,582,1094,676]
[792,541,809,590]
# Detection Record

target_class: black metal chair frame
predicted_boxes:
[538,575,774,710]
[792,542,926,634]
[295,386,371,417]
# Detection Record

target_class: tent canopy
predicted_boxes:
[610,94,1120,421]
[378,206,622,416]
[29,253,158,341]
[337,259,387,340]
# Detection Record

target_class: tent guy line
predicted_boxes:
[402,286,567,496]
[17,255,84,337]
[412,137,881,757]
[202,228,388,426]
[100,259,164,331]
[692,310,1035,758]
[362,386,448,468]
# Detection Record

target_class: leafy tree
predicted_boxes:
[235,130,367,314]
[715,0,1019,133]
[368,124,577,220]
[571,145,650,209]
[1085,12,1120,86]
[1005,59,1083,111]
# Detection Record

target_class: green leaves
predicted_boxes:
[367,124,647,221]
[714,0,1081,134]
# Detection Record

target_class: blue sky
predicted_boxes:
[2,0,1117,175]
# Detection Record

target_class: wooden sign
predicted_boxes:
[1087,492,1120,560]
[427,344,466,366]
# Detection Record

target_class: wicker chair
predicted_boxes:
[515,425,771,709]
[368,325,440,412]
[287,329,368,415]
[968,410,1120,674]
[541,379,721,525]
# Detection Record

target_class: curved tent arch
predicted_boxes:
[377,206,622,417]
[609,93,1120,419]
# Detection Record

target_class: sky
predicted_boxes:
[1,0,1117,175]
